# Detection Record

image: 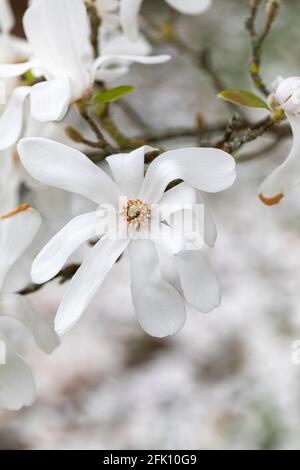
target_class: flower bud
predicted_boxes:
[275,76,300,114]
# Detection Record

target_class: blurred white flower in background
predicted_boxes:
[0,0,30,108]
[0,205,59,411]
[0,0,170,150]
[120,0,212,41]
[18,138,235,338]
[259,76,300,206]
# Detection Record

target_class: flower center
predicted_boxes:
[121,199,151,225]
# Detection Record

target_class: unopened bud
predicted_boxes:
[265,0,281,22]
[65,126,85,144]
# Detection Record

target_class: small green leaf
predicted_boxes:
[93,85,135,104]
[218,89,270,110]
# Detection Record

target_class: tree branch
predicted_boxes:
[245,0,280,97]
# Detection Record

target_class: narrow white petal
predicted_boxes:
[0,206,41,288]
[0,86,31,150]
[165,0,212,15]
[0,293,59,354]
[32,212,100,284]
[55,237,129,335]
[92,54,170,81]
[155,242,182,293]
[259,115,300,205]
[140,147,236,204]
[30,78,72,122]
[0,61,35,78]
[158,182,196,220]
[128,239,186,337]
[18,138,122,206]
[0,330,35,410]
[95,65,130,82]
[174,250,220,312]
[0,0,14,33]
[120,0,143,41]
[197,191,217,247]
[101,31,152,57]
[107,146,154,198]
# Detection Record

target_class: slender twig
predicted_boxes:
[235,132,288,162]
[79,107,106,145]
[115,99,151,132]
[220,113,285,154]
[99,105,145,150]
[18,264,80,296]
[245,0,280,97]
[85,0,101,56]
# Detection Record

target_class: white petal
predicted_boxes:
[140,147,236,204]
[0,330,35,410]
[23,0,92,96]
[158,182,196,220]
[0,86,31,150]
[165,0,212,15]
[155,241,182,292]
[174,250,220,312]
[107,146,154,198]
[30,78,72,122]
[128,239,186,337]
[158,184,216,248]
[55,237,129,335]
[196,191,217,247]
[259,114,300,205]
[92,54,170,81]
[0,0,14,33]
[32,212,101,284]
[0,61,34,78]
[120,0,143,41]
[95,65,130,82]
[0,206,41,288]
[18,138,122,206]
[275,76,300,114]
[0,293,59,354]
[101,30,152,57]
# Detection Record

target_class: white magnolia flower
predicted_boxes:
[0,204,59,410]
[0,0,170,150]
[259,76,300,205]
[18,138,236,338]
[120,0,212,41]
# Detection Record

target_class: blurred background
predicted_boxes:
[1,0,300,450]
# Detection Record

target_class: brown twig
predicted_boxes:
[245,0,280,97]
[18,264,80,296]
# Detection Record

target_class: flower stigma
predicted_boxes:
[121,198,151,226]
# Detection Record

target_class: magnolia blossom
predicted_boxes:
[259,76,300,205]
[0,0,170,150]
[0,204,59,410]
[120,0,212,41]
[18,138,235,338]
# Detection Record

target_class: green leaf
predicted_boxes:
[218,89,270,110]
[93,85,135,104]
